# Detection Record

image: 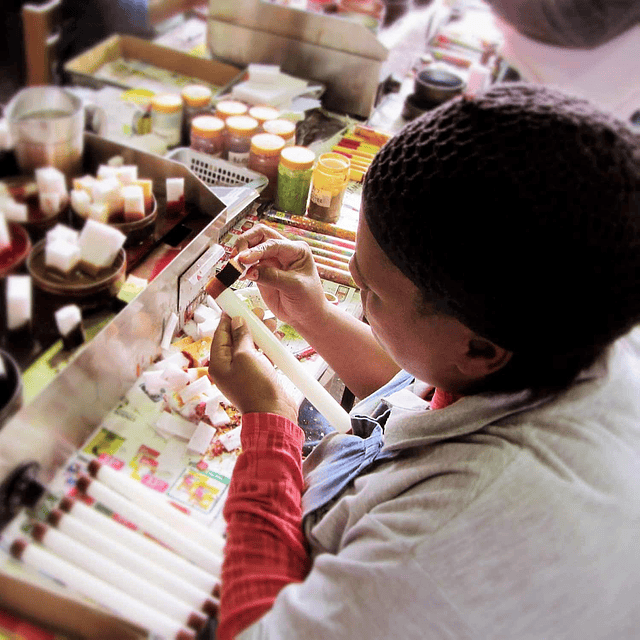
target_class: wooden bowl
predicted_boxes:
[0,223,32,278]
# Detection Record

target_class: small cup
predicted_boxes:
[0,350,23,428]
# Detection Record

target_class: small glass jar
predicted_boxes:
[190,115,225,157]
[308,152,351,223]
[263,119,296,146]
[276,146,316,217]
[249,133,286,201]
[182,84,213,144]
[225,115,259,165]
[151,94,183,148]
[215,99,248,122]
[248,105,280,131]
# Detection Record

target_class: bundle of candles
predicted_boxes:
[261,210,357,288]
[330,124,391,183]
[10,460,224,640]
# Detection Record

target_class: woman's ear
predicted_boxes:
[458,337,513,377]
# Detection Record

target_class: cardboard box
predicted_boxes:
[64,34,245,96]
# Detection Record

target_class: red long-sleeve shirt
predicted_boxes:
[217,413,310,640]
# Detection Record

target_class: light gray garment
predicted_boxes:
[238,327,640,640]
[487,0,640,47]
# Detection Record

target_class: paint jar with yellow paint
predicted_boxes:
[307,152,350,223]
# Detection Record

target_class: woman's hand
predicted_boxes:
[231,224,331,331]
[208,313,299,423]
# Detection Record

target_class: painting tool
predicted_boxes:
[59,497,218,593]
[205,262,353,434]
[47,509,217,615]
[86,460,224,556]
[74,475,222,576]
[9,538,196,640]
[30,522,208,631]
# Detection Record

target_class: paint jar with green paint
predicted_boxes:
[276,146,316,217]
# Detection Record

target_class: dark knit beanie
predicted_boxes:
[363,83,640,355]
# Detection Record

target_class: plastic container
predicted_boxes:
[249,133,286,201]
[248,105,280,131]
[308,152,350,223]
[181,84,213,144]
[215,100,248,121]
[225,115,259,166]
[166,148,268,193]
[276,146,316,217]
[190,115,225,158]
[263,119,296,146]
[151,93,183,148]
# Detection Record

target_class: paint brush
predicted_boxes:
[206,259,352,434]
[205,257,244,299]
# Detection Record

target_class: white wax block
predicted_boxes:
[122,185,145,220]
[73,175,97,194]
[46,223,79,245]
[193,304,220,324]
[148,351,189,371]
[79,219,126,269]
[204,400,230,427]
[160,313,178,351]
[35,166,67,196]
[39,191,62,217]
[179,375,211,404]
[107,155,124,167]
[248,63,281,84]
[92,177,122,214]
[54,304,82,336]
[141,369,167,395]
[4,199,28,222]
[166,178,184,203]
[6,275,31,329]
[86,202,110,223]
[155,411,197,440]
[116,166,138,185]
[70,189,91,217]
[197,317,218,339]
[182,319,200,341]
[45,239,81,274]
[185,368,200,383]
[97,164,119,180]
[161,364,191,391]
[188,422,216,455]
[0,212,10,250]
[217,426,242,451]
[202,385,226,405]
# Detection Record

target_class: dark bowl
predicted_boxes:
[27,239,126,302]
[0,350,23,428]
[0,223,32,278]
[70,194,158,248]
[402,93,441,121]
[414,68,465,106]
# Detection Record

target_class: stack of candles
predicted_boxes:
[262,211,357,288]
[10,460,223,640]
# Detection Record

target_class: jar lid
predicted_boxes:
[192,115,225,138]
[226,115,259,136]
[318,152,351,173]
[248,105,280,124]
[280,146,316,171]
[250,133,286,156]
[151,94,182,114]
[263,119,296,140]
[215,100,248,119]
[182,84,213,107]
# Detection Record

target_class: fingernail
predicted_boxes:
[231,316,244,330]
